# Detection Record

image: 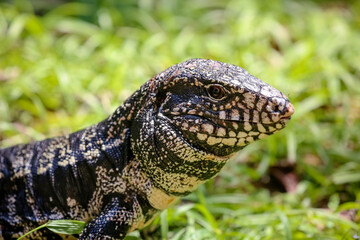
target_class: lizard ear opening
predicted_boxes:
[154,91,168,112]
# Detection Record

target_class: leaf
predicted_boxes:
[46,220,86,235]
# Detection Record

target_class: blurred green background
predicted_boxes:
[1,0,360,239]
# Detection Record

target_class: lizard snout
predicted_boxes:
[281,102,294,119]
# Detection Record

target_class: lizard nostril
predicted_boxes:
[267,97,286,113]
[267,99,294,122]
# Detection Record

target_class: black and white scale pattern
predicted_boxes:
[0,59,294,239]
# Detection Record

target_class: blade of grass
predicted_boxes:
[160,209,168,240]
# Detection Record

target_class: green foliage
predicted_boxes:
[17,220,86,239]
[1,0,359,239]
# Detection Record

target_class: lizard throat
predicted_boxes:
[131,112,231,196]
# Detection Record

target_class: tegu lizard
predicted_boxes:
[0,59,294,239]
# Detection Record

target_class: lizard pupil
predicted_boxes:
[207,84,225,100]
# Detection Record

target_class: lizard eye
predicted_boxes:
[207,84,226,100]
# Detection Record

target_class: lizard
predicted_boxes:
[0,59,294,239]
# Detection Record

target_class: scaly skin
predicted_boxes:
[0,59,294,239]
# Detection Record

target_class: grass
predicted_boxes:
[1,0,360,239]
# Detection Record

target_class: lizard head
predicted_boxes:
[153,59,294,156]
[131,59,294,196]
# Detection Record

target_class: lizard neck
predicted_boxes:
[96,82,153,169]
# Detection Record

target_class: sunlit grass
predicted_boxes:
[1,0,360,239]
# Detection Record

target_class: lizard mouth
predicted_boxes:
[164,110,286,138]
[160,115,264,156]
[159,101,294,156]
[163,100,294,130]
